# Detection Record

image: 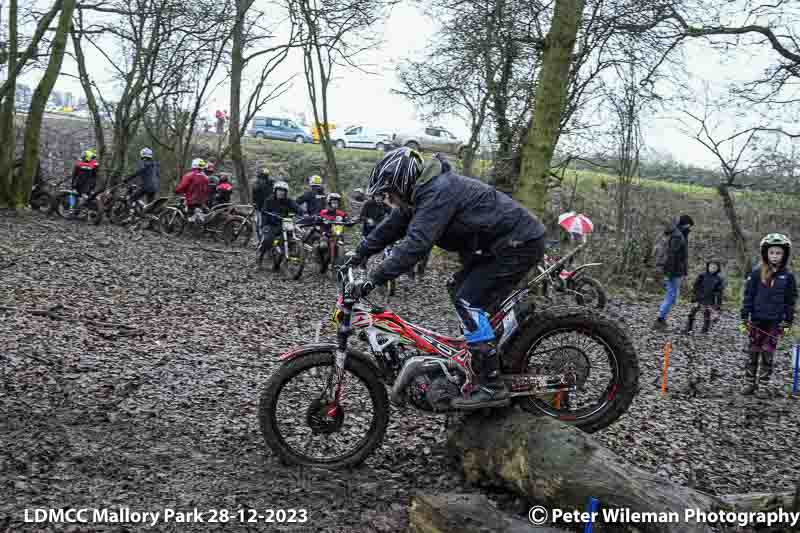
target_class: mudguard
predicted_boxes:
[565,263,602,280]
[279,344,383,376]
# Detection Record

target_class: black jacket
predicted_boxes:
[261,197,300,224]
[357,165,545,285]
[296,190,326,215]
[663,223,689,277]
[252,178,274,210]
[127,159,160,193]
[741,267,798,324]
[361,199,391,234]
[692,262,725,306]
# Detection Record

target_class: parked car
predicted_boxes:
[332,125,392,150]
[248,116,313,144]
[391,126,466,157]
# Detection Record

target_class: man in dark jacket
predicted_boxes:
[257,180,300,270]
[351,148,546,409]
[253,168,274,243]
[295,175,326,214]
[360,191,391,237]
[654,214,694,331]
[126,147,160,206]
[683,260,725,334]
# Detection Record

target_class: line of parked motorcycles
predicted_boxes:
[28,174,383,284]
[29,175,608,307]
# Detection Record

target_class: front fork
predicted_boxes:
[323,303,353,414]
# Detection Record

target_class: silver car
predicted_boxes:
[391,126,466,157]
[333,125,392,150]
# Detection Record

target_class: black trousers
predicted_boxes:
[447,237,545,381]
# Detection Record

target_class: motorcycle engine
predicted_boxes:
[407,373,461,412]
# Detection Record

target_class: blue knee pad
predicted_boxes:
[457,300,496,344]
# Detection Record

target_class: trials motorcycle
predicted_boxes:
[259,251,639,469]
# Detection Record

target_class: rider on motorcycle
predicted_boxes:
[259,180,300,270]
[214,174,233,205]
[72,149,98,207]
[316,193,352,274]
[176,158,210,221]
[319,192,347,221]
[296,175,326,214]
[125,147,160,207]
[351,148,547,409]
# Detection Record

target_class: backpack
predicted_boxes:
[653,231,670,269]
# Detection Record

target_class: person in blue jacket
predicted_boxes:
[125,147,160,207]
[740,233,798,398]
[350,148,546,410]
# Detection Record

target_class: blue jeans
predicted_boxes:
[659,276,683,320]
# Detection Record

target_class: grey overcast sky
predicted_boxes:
[14,0,794,169]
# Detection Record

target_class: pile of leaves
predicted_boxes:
[1,211,798,532]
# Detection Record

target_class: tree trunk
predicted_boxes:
[449,411,797,533]
[229,0,250,204]
[70,26,106,184]
[408,493,567,533]
[717,183,749,275]
[489,40,518,195]
[17,0,76,208]
[515,0,584,217]
[0,0,18,207]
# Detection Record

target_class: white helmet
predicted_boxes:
[274,181,289,195]
[140,147,153,159]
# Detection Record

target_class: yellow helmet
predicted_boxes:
[191,158,207,170]
[82,149,97,161]
[308,175,323,187]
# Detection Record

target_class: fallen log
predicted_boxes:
[447,409,797,533]
[408,492,566,533]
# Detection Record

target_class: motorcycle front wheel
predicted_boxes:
[284,239,306,280]
[158,208,186,236]
[259,350,389,469]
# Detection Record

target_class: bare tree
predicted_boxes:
[15,0,77,208]
[70,11,107,174]
[667,1,800,108]
[81,0,201,180]
[291,0,391,194]
[515,0,687,215]
[228,0,297,202]
[680,104,780,274]
[0,0,63,205]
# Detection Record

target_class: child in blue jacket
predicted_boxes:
[740,233,798,398]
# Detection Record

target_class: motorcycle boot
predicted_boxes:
[450,300,510,410]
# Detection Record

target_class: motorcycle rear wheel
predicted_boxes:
[570,276,607,310]
[507,305,638,433]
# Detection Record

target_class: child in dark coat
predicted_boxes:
[739,233,798,398]
[683,260,725,334]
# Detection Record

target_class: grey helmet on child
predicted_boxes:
[274,181,289,197]
[760,233,791,268]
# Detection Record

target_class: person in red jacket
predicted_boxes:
[175,158,210,219]
[319,192,347,221]
[72,149,98,200]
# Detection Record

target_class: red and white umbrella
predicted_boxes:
[558,212,594,235]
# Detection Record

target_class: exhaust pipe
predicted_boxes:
[390,356,466,405]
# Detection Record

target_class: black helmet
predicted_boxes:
[367,147,423,203]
